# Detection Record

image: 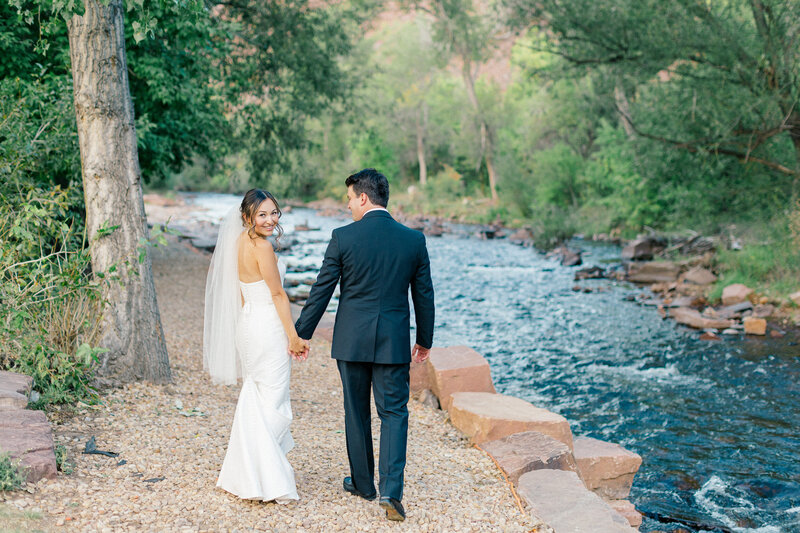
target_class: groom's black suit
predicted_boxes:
[295,209,435,501]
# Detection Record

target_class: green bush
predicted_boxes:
[0,453,27,491]
[54,444,74,475]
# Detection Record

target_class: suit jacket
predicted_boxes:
[295,210,435,364]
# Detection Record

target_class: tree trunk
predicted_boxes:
[614,84,636,139]
[416,104,428,186]
[461,60,498,202]
[67,0,171,383]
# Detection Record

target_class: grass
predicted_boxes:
[0,504,47,533]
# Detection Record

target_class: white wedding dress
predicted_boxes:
[216,259,299,502]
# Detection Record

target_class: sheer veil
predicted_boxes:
[203,206,244,385]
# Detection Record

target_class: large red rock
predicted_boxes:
[0,409,57,482]
[573,436,642,500]
[428,346,495,410]
[671,307,735,330]
[627,261,680,283]
[608,499,643,528]
[409,360,432,393]
[743,316,767,335]
[0,371,33,410]
[721,283,753,306]
[480,431,577,485]
[448,392,573,449]
[518,469,636,532]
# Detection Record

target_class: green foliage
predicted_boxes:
[0,453,27,492]
[54,444,74,475]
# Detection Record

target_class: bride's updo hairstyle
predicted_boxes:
[240,188,284,244]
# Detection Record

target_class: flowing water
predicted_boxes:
[185,193,800,532]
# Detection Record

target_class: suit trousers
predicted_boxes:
[336,360,410,501]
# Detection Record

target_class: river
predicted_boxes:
[184,193,800,532]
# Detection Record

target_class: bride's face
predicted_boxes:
[251,199,280,237]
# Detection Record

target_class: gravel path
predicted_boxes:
[2,239,542,532]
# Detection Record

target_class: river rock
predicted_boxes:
[0,409,57,482]
[627,261,680,283]
[607,499,643,528]
[681,266,717,285]
[480,431,577,484]
[743,317,767,335]
[752,304,775,318]
[573,436,642,500]
[428,346,495,410]
[575,266,606,281]
[417,388,440,409]
[715,301,753,319]
[560,248,582,267]
[790,290,800,306]
[721,283,753,306]
[448,392,573,448]
[508,228,534,244]
[517,470,636,532]
[622,236,664,261]
[671,307,734,330]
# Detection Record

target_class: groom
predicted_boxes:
[295,168,435,521]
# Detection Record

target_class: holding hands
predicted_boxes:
[289,335,310,361]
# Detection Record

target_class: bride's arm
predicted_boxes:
[252,238,308,356]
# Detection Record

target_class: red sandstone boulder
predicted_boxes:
[0,409,57,482]
[448,392,573,449]
[743,316,767,335]
[518,470,636,532]
[627,261,680,283]
[480,431,577,485]
[608,499,643,528]
[0,371,33,410]
[721,283,753,306]
[573,436,642,500]
[409,361,432,393]
[671,307,734,330]
[428,346,495,410]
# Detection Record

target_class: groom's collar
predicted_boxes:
[362,207,392,220]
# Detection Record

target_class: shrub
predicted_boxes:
[0,453,27,491]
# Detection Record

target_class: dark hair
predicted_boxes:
[345,168,389,207]
[240,189,283,244]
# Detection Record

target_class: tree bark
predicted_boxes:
[67,0,171,383]
[461,59,498,202]
[416,104,428,186]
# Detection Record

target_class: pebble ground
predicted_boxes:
[1,238,542,532]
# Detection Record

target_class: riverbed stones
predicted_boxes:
[681,266,717,285]
[715,301,753,319]
[721,283,753,306]
[517,469,636,532]
[0,409,57,482]
[627,261,680,283]
[671,307,734,330]
[573,436,642,500]
[622,236,664,261]
[448,392,573,448]
[743,316,767,335]
[427,346,495,410]
[480,431,577,484]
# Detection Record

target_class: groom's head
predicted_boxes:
[345,168,389,221]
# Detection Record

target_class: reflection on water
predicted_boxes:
[187,194,800,533]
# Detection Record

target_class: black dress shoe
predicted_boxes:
[379,497,405,521]
[343,477,376,501]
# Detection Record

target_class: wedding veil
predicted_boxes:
[203,206,244,385]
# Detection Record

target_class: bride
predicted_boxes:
[203,189,309,502]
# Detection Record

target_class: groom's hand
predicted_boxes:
[411,344,430,363]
